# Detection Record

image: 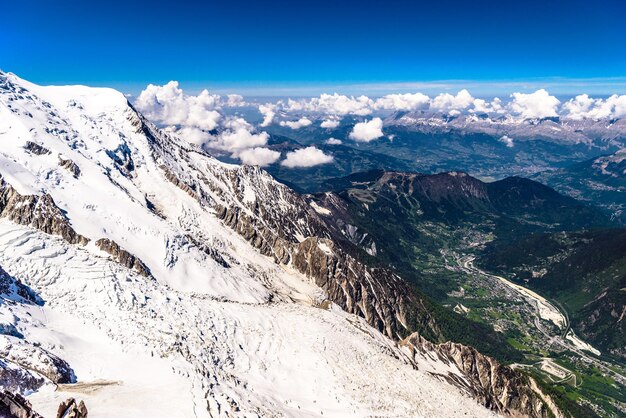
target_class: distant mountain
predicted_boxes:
[319,169,609,232]
[310,169,610,298]
[535,149,626,223]
[260,115,626,193]
[386,112,626,146]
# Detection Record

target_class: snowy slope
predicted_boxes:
[0,71,498,417]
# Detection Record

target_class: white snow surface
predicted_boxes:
[0,72,497,417]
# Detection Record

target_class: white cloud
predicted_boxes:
[206,117,270,154]
[320,119,341,128]
[562,94,626,120]
[222,116,253,131]
[430,89,475,113]
[226,94,246,107]
[286,93,373,116]
[608,95,626,118]
[281,146,334,168]
[509,89,560,119]
[471,97,504,114]
[349,118,384,142]
[258,103,277,127]
[326,138,342,145]
[280,117,313,129]
[135,81,222,131]
[499,135,514,147]
[238,147,280,166]
[173,126,212,146]
[215,128,269,153]
[374,92,430,111]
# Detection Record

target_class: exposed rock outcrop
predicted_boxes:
[403,333,557,418]
[23,141,50,156]
[95,238,151,277]
[0,362,45,394]
[58,157,81,178]
[0,391,42,418]
[0,339,75,385]
[216,204,434,340]
[0,392,88,418]
[0,266,42,306]
[0,176,89,246]
[56,398,88,418]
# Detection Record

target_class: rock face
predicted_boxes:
[403,333,555,417]
[23,141,50,156]
[216,204,430,340]
[95,238,151,277]
[0,392,88,418]
[0,364,44,396]
[58,157,81,178]
[0,266,41,306]
[0,340,75,385]
[0,176,89,246]
[0,391,42,418]
[56,398,88,418]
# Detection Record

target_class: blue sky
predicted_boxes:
[2,0,625,95]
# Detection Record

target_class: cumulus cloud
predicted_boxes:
[200,116,271,157]
[320,118,341,128]
[472,97,504,114]
[509,89,560,119]
[226,94,247,107]
[135,81,222,131]
[281,146,334,168]
[374,92,430,111]
[280,117,313,129]
[349,118,384,142]
[238,147,280,166]
[286,93,373,116]
[430,89,475,113]
[173,126,212,146]
[215,128,269,153]
[499,135,514,147]
[326,138,342,145]
[562,94,626,120]
[258,103,277,127]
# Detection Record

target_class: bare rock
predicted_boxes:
[56,398,88,418]
[58,157,81,178]
[0,390,42,418]
[0,338,75,384]
[95,238,151,277]
[403,333,556,418]
[23,141,50,156]
[0,176,89,246]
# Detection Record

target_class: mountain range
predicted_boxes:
[0,71,624,418]
[0,72,569,417]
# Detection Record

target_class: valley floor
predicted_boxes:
[449,253,626,417]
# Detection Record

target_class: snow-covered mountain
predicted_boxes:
[0,72,556,417]
[386,111,626,147]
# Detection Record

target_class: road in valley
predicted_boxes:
[456,255,625,385]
